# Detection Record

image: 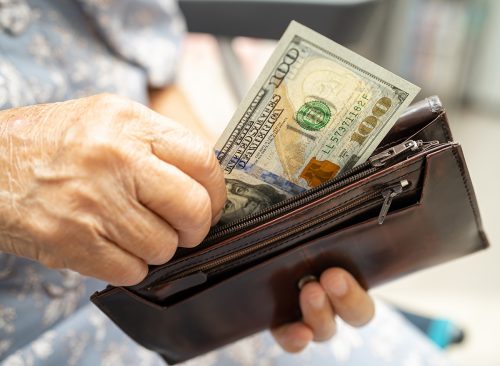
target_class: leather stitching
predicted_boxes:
[169,166,421,272]
[439,114,452,141]
[450,148,488,248]
[210,187,420,275]
[212,146,484,275]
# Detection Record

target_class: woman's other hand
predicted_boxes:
[272,267,375,352]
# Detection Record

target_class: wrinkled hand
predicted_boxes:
[0,94,226,285]
[272,268,375,352]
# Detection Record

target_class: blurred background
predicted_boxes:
[173,0,499,365]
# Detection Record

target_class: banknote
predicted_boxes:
[216,21,420,225]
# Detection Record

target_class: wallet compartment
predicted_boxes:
[134,139,446,302]
[91,144,488,364]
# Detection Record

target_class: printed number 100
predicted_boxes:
[350,97,392,145]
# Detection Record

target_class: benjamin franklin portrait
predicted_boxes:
[220,178,287,225]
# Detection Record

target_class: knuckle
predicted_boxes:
[75,140,129,170]
[152,244,177,265]
[113,262,148,286]
[180,230,208,248]
[179,222,210,248]
[29,214,65,246]
[85,93,146,135]
[144,231,178,265]
[86,94,130,120]
[63,183,100,212]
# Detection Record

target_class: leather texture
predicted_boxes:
[91,96,488,364]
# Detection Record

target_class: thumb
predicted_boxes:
[320,268,375,327]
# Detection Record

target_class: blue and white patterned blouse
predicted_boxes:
[0,1,452,365]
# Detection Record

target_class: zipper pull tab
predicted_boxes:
[369,140,422,167]
[378,180,410,225]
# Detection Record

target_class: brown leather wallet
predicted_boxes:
[91,96,489,364]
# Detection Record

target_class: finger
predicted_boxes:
[134,155,212,247]
[271,322,314,353]
[148,123,227,218]
[101,198,179,266]
[320,268,375,327]
[72,237,148,286]
[299,281,337,342]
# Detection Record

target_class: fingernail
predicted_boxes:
[309,292,326,310]
[327,273,348,298]
[211,210,223,226]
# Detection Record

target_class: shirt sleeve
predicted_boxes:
[76,0,186,87]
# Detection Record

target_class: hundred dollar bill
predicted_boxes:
[216,21,420,225]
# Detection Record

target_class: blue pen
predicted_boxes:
[398,309,465,349]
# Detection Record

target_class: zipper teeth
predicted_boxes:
[143,141,448,287]
[167,190,382,281]
[145,163,377,281]
[203,162,377,243]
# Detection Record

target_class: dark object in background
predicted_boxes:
[398,308,466,348]
[179,0,391,106]
[178,0,382,42]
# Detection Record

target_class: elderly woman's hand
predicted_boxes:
[0,94,227,285]
[272,267,375,352]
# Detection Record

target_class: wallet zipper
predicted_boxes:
[378,179,410,224]
[203,139,437,245]
[164,179,411,283]
[144,139,442,294]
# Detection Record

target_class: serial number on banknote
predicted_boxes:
[215,21,420,225]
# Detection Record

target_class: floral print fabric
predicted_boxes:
[0,0,184,110]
